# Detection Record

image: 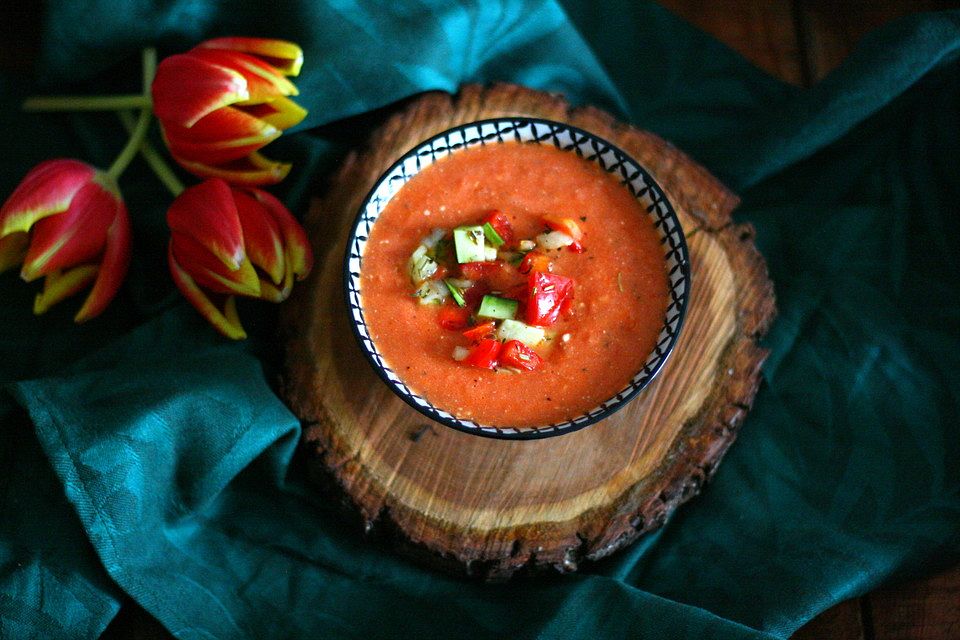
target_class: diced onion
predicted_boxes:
[446,278,473,289]
[422,228,446,249]
[518,239,536,251]
[408,244,438,283]
[536,231,575,251]
[414,280,448,304]
[452,346,470,361]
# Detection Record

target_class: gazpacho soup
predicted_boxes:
[359,139,670,427]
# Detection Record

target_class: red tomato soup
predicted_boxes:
[360,142,669,427]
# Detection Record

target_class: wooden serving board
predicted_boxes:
[280,83,776,579]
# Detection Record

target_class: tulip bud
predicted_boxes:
[152,37,307,186]
[167,178,312,339]
[0,159,131,321]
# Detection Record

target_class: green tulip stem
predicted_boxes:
[118,110,185,196]
[105,48,157,183]
[22,94,152,112]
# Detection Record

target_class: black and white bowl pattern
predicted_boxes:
[344,117,690,440]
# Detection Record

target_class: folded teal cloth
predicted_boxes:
[2,2,959,639]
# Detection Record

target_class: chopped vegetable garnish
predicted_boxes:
[405,208,585,373]
[463,281,492,309]
[482,222,505,247]
[536,230,575,251]
[543,216,583,241]
[519,251,551,274]
[543,216,584,252]
[438,305,471,330]
[444,278,467,307]
[500,340,543,371]
[463,321,496,343]
[481,210,514,246]
[496,318,545,346]
[526,271,574,326]
[409,244,438,283]
[423,228,446,248]
[462,338,501,370]
[414,280,449,305]
[478,295,518,320]
[453,225,488,263]
[617,272,624,292]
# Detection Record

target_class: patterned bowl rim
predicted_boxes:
[343,117,691,440]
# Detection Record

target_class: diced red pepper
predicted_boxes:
[543,215,584,242]
[499,340,543,371]
[437,305,471,330]
[463,282,491,309]
[519,251,551,274]
[482,210,514,246]
[462,338,501,369]
[502,282,529,303]
[462,321,496,343]
[459,261,501,281]
[526,271,574,327]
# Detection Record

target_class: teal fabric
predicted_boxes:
[2,2,959,638]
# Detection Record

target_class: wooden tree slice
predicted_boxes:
[280,83,776,579]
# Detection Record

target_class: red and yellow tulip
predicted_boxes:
[166,178,312,339]
[151,37,307,186]
[0,159,131,321]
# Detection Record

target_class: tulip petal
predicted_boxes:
[166,179,245,270]
[189,49,298,102]
[20,179,118,282]
[257,273,290,303]
[171,232,261,297]
[169,242,247,340]
[173,152,291,186]
[233,189,285,285]
[247,188,313,280]
[241,96,307,131]
[0,159,95,236]
[152,53,249,128]
[0,232,28,274]
[198,37,303,76]
[33,265,98,315]
[161,107,281,165]
[75,202,131,322]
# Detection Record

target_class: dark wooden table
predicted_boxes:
[2,2,958,638]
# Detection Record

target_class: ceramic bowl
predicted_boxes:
[344,117,690,439]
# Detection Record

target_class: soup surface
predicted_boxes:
[360,142,669,426]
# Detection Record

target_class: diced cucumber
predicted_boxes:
[482,222,505,247]
[453,225,487,263]
[444,279,467,307]
[408,244,438,283]
[414,280,449,305]
[477,295,518,320]
[496,319,546,346]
